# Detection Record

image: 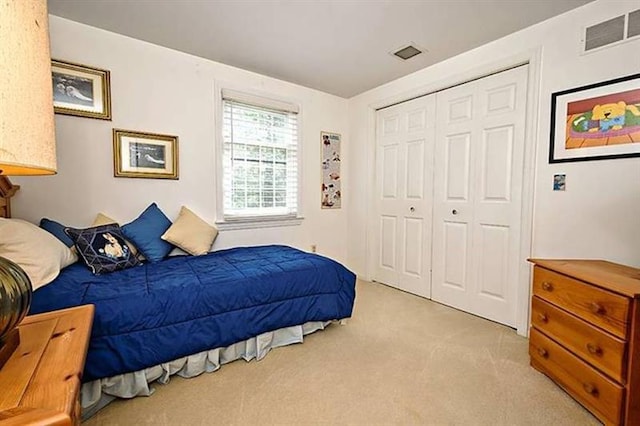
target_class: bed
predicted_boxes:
[29,244,356,415]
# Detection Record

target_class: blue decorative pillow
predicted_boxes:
[40,218,74,247]
[122,203,173,262]
[65,224,141,274]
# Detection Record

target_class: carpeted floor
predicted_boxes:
[83,280,600,425]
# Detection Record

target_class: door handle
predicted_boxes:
[452,209,458,215]
[410,207,415,212]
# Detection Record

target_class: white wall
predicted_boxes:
[347,0,640,276]
[13,16,349,264]
[12,1,640,274]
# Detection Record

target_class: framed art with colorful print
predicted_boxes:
[549,73,640,163]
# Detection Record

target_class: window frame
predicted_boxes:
[214,84,304,230]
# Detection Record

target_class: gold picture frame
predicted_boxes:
[52,59,111,120]
[113,129,179,180]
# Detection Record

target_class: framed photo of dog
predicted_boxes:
[549,73,640,163]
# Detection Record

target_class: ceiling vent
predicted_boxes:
[583,9,640,53]
[393,44,422,60]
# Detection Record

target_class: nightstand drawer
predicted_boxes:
[530,328,624,425]
[532,296,626,383]
[533,266,629,339]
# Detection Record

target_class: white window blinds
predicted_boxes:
[222,93,299,220]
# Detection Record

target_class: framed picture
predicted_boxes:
[52,59,111,120]
[113,129,179,179]
[321,131,341,209]
[549,73,640,163]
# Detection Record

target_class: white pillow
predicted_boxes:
[0,218,78,290]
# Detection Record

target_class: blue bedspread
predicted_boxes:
[30,245,356,382]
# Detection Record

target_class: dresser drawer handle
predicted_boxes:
[537,347,549,358]
[583,383,599,397]
[538,313,548,323]
[586,343,603,356]
[541,282,553,291]
[589,302,605,315]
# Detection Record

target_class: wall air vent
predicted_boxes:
[584,15,625,51]
[393,45,422,60]
[628,9,640,39]
[582,9,640,53]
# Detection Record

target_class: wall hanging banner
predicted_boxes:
[321,132,341,209]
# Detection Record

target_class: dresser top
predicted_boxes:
[529,259,640,298]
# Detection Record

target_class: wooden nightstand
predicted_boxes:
[0,305,94,426]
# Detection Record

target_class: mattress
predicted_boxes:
[30,245,356,382]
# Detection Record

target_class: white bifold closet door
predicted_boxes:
[373,65,528,328]
[373,95,436,298]
[431,65,528,327]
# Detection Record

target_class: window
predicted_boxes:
[220,90,300,224]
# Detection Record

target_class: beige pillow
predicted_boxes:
[92,213,117,226]
[92,213,142,259]
[0,218,77,290]
[161,206,218,256]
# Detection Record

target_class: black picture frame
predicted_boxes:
[549,73,640,163]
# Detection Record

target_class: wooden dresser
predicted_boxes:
[528,259,640,425]
[0,305,94,426]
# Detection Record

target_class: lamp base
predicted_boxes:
[0,328,20,369]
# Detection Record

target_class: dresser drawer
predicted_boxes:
[533,266,630,339]
[530,328,624,425]
[532,296,627,383]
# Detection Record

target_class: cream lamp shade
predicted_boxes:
[0,0,56,175]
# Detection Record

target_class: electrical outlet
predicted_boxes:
[311,244,317,253]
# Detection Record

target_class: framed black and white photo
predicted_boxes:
[52,59,111,120]
[113,129,179,179]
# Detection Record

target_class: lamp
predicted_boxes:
[0,0,56,368]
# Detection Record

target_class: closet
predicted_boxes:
[372,65,529,327]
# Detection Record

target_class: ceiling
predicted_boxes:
[48,0,594,98]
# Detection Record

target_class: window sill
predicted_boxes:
[216,216,304,231]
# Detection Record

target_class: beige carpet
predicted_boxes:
[83,280,599,425]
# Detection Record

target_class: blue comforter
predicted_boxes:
[30,245,356,382]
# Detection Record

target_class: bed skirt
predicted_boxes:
[81,320,335,419]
